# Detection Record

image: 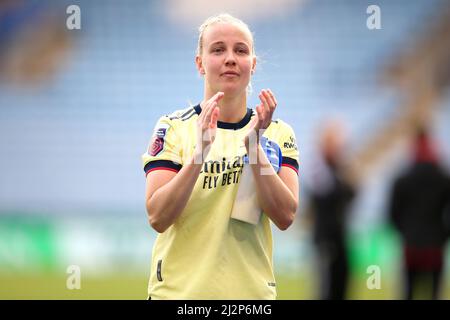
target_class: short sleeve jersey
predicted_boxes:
[142,104,299,299]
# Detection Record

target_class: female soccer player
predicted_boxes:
[142,13,299,299]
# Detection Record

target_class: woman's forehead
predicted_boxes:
[203,22,253,47]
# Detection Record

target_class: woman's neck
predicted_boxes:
[203,91,247,123]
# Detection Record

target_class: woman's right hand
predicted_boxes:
[195,91,223,162]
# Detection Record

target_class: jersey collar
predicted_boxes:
[193,104,253,130]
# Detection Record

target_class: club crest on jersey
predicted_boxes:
[149,123,170,156]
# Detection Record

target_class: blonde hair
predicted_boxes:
[196,13,256,57]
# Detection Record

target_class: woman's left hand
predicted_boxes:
[246,89,278,141]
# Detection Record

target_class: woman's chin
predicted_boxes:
[217,85,247,96]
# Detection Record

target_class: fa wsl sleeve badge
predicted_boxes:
[148,122,170,156]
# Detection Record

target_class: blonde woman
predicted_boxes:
[142,13,299,299]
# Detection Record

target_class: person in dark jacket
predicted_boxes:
[389,128,450,300]
[309,121,355,300]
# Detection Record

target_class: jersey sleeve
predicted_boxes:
[277,121,300,175]
[142,116,183,176]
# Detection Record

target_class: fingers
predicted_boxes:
[199,91,224,121]
[205,92,224,111]
[211,91,224,103]
[255,104,264,122]
[205,100,217,120]
[266,89,277,108]
[258,91,269,114]
[256,89,277,130]
[259,89,276,114]
[209,106,219,128]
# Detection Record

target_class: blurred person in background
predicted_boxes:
[307,120,356,300]
[389,127,450,300]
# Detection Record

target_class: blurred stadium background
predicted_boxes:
[1,0,450,299]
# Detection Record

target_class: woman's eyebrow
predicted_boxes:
[209,41,225,47]
[209,41,250,47]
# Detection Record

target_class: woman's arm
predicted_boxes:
[145,92,223,233]
[145,156,203,233]
[248,144,299,230]
[244,89,299,230]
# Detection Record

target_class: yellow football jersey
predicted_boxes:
[142,104,299,300]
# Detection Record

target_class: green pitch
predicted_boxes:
[2,272,446,300]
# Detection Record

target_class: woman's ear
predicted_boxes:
[195,56,205,75]
[251,56,257,75]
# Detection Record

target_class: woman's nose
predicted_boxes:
[225,52,236,66]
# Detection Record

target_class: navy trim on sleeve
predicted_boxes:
[144,160,182,176]
[281,157,299,174]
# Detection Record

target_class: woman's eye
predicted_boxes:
[236,48,249,54]
[212,47,224,53]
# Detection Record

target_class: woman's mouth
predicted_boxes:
[221,71,240,77]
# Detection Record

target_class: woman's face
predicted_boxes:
[197,22,256,97]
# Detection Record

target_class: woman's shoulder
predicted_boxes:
[160,105,198,122]
[266,116,295,133]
